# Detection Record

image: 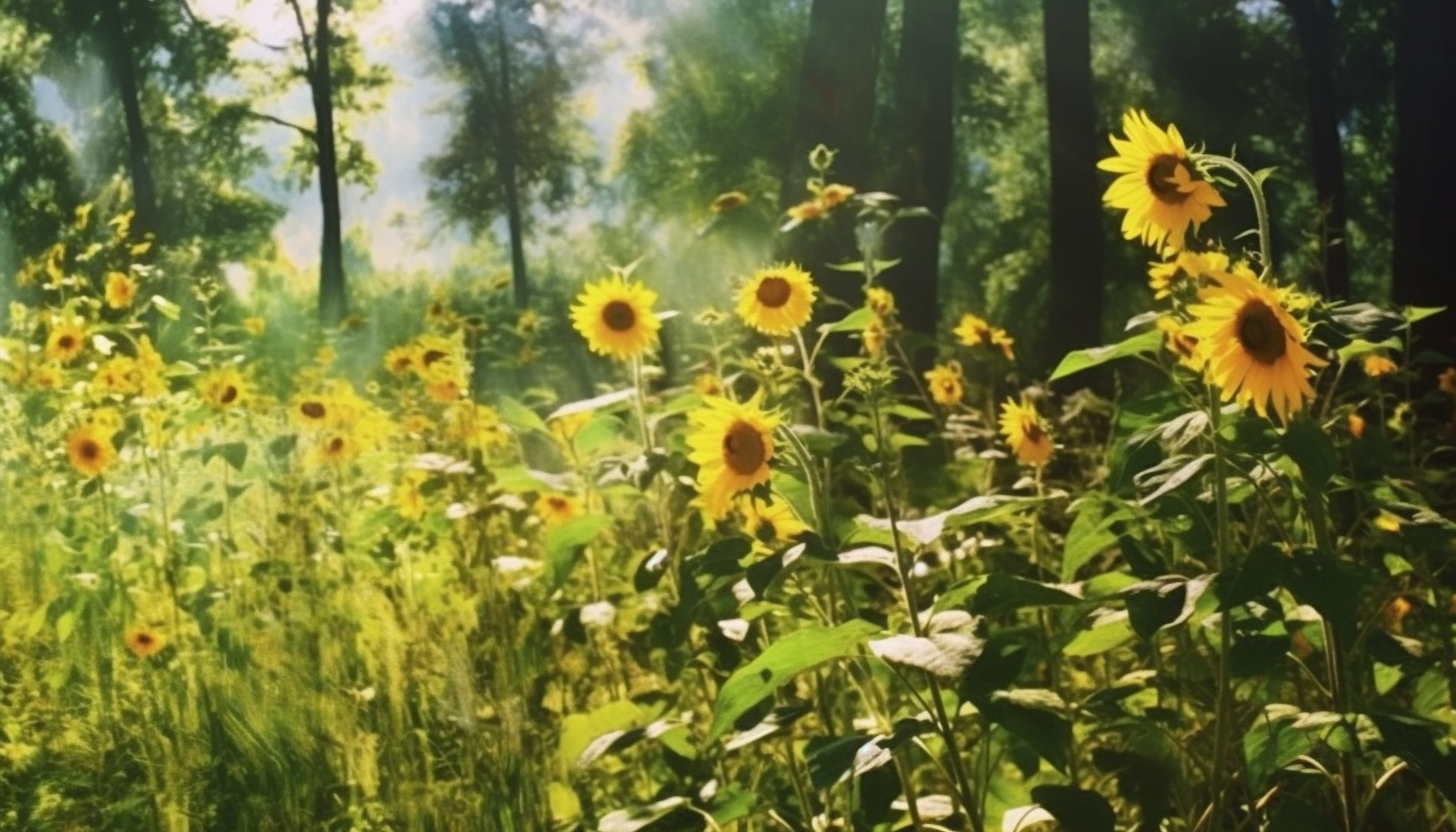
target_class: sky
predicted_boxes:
[71,0,655,277]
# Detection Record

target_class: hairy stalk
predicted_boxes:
[1197,154,1274,279]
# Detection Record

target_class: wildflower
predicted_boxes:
[739,496,807,546]
[818,183,856,209]
[710,191,750,214]
[291,394,332,428]
[569,274,661,360]
[786,200,825,223]
[383,344,418,376]
[1374,511,1403,534]
[516,309,540,336]
[686,393,780,520]
[444,403,512,452]
[1156,317,1204,371]
[1363,354,1398,378]
[66,424,117,478]
[1440,367,1456,395]
[92,356,139,396]
[738,264,816,337]
[1183,267,1327,423]
[1000,398,1054,466]
[104,271,137,309]
[135,336,168,397]
[31,363,63,390]
[1098,109,1226,253]
[865,286,895,318]
[694,373,725,398]
[535,492,581,526]
[862,318,889,358]
[990,328,1016,361]
[124,627,166,658]
[316,432,360,466]
[1348,412,1366,439]
[243,317,266,336]
[198,366,246,410]
[1148,250,1228,299]
[45,321,86,364]
[953,313,992,347]
[1383,596,1413,632]
[923,363,964,407]
[396,471,428,521]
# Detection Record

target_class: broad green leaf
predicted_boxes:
[1062,610,1135,657]
[1029,785,1116,832]
[545,514,614,590]
[546,388,634,421]
[557,699,643,773]
[1404,305,1446,324]
[973,574,1082,616]
[202,441,248,472]
[710,619,881,741]
[1136,453,1213,506]
[824,306,877,333]
[597,797,692,832]
[1061,501,1132,581]
[1048,329,1162,383]
[1243,706,1314,791]
[858,494,1039,547]
[1283,417,1338,490]
[497,395,548,435]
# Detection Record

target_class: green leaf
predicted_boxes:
[710,620,881,741]
[824,306,877,333]
[496,395,548,435]
[805,735,868,789]
[1029,785,1116,832]
[1243,706,1315,791]
[1048,329,1162,383]
[1136,453,1213,506]
[1061,501,1132,581]
[597,797,693,832]
[1283,418,1338,490]
[202,441,248,472]
[857,494,1040,547]
[546,388,635,422]
[1062,610,1135,657]
[972,574,1082,616]
[986,690,1073,774]
[1283,550,1364,643]
[1371,712,1456,804]
[1404,305,1446,324]
[544,514,614,590]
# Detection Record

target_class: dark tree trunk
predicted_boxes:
[97,0,160,241]
[313,0,347,325]
[778,0,887,310]
[1284,0,1350,299]
[885,0,958,345]
[1042,0,1103,372]
[492,3,529,309]
[1392,0,1456,359]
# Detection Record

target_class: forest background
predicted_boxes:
[3,0,1452,385]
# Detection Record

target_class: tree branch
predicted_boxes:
[246,110,316,141]
[284,0,316,82]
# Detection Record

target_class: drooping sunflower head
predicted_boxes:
[923,363,965,407]
[693,373,725,398]
[383,344,419,376]
[737,264,817,337]
[1156,316,1204,372]
[865,286,896,318]
[1183,268,1328,423]
[1098,109,1226,253]
[570,274,661,360]
[738,495,808,546]
[66,424,117,478]
[1362,354,1398,378]
[862,317,889,358]
[686,393,781,520]
[45,321,86,364]
[999,398,1053,466]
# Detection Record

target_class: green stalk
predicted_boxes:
[1207,395,1236,832]
[1197,154,1274,279]
[1304,483,1358,832]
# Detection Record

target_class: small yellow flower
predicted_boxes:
[316,433,360,466]
[737,264,816,337]
[124,627,166,658]
[818,183,856,209]
[535,492,581,526]
[739,496,808,546]
[923,363,964,407]
[787,200,825,222]
[990,328,1016,362]
[1348,412,1366,439]
[570,274,661,360]
[291,394,332,428]
[1156,317,1204,371]
[1383,596,1413,632]
[31,363,64,390]
[865,287,895,318]
[104,271,137,309]
[135,336,168,397]
[198,366,247,410]
[1000,398,1053,466]
[1374,511,1402,534]
[92,356,139,396]
[686,394,780,520]
[953,313,992,347]
[396,471,428,521]
[862,318,889,358]
[243,317,267,336]
[694,373,725,398]
[383,344,419,376]
[516,309,541,336]
[1439,367,1456,395]
[66,424,117,478]
[315,345,337,366]
[1362,354,1398,378]
[444,403,512,452]
[45,321,86,364]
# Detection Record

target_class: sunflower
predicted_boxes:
[104,271,137,309]
[396,471,428,521]
[923,363,964,407]
[1183,268,1327,423]
[1148,250,1228,299]
[953,313,992,347]
[66,424,117,478]
[291,394,332,428]
[739,495,808,546]
[1098,109,1226,253]
[693,373,725,398]
[818,183,856,209]
[737,264,816,337]
[383,345,418,376]
[1362,354,1398,378]
[1000,398,1053,466]
[92,356,139,396]
[124,627,166,658]
[686,394,780,520]
[1156,316,1204,371]
[991,328,1016,361]
[865,287,896,318]
[316,432,360,466]
[45,321,86,364]
[862,318,889,358]
[198,366,247,410]
[535,492,581,526]
[786,200,825,223]
[570,274,661,360]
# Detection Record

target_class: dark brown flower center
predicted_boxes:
[301,401,326,419]
[755,277,792,309]
[602,300,637,332]
[1023,420,1044,444]
[220,385,238,405]
[722,421,766,476]
[135,633,154,647]
[58,335,76,350]
[79,440,100,461]
[327,437,346,454]
[1146,155,1192,205]
[1236,300,1287,365]
[421,349,446,366]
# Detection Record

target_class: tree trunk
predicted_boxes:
[1042,0,1103,373]
[313,0,347,325]
[97,0,160,242]
[1392,0,1456,359]
[492,2,529,309]
[885,0,958,344]
[1284,0,1350,300]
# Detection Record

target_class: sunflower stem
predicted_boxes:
[1206,392,1237,832]
[1198,154,1274,280]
